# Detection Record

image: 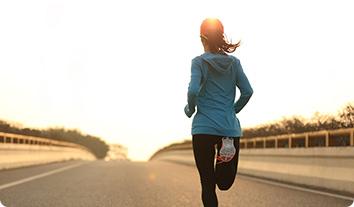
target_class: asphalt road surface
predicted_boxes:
[0,160,352,207]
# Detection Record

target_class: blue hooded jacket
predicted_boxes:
[185,52,253,137]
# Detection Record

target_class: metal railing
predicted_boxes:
[240,128,354,149]
[0,131,90,152]
[149,128,354,161]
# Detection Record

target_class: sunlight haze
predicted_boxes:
[1,0,353,161]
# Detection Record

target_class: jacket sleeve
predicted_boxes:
[185,58,203,118]
[234,59,253,114]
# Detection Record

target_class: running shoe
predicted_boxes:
[216,137,236,164]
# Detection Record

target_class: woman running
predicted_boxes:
[184,18,253,207]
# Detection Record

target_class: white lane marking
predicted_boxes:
[0,162,86,191]
[239,175,354,201]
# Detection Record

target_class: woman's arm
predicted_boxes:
[185,58,203,118]
[234,60,253,114]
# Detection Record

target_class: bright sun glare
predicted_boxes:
[0,0,353,161]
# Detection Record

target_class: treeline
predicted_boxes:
[0,121,109,159]
[243,103,354,139]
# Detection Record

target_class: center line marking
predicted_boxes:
[0,162,86,191]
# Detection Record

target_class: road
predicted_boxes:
[0,160,352,207]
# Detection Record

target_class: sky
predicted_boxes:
[0,0,353,161]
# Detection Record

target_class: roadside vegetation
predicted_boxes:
[243,103,354,138]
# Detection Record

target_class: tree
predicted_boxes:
[339,103,354,128]
[0,120,109,159]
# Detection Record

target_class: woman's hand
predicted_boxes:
[184,104,195,118]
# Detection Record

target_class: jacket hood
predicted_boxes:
[200,52,235,73]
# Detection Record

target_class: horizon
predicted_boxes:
[1,0,354,161]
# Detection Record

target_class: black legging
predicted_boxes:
[192,134,240,207]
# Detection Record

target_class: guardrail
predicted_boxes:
[155,128,354,153]
[240,128,354,149]
[0,132,96,170]
[0,132,89,150]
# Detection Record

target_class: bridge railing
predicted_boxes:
[0,132,88,150]
[0,131,96,170]
[152,128,354,154]
[240,128,354,149]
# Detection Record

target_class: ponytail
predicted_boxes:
[200,18,240,54]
